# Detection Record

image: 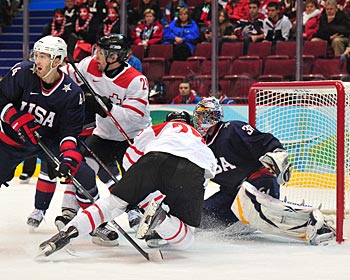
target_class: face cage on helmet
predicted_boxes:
[193,111,220,136]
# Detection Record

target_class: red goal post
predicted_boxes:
[248,81,349,243]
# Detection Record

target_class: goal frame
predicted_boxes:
[248,80,347,243]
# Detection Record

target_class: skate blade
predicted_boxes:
[136,199,158,239]
[36,242,55,258]
[148,250,164,262]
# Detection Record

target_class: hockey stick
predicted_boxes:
[66,34,132,145]
[35,132,162,261]
[78,137,119,185]
[34,132,94,202]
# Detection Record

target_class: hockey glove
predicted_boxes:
[259,149,292,185]
[7,108,41,145]
[58,140,83,177]
[85,93,112,118]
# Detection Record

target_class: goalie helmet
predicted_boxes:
[33,35,67,64]
[165,111,191,125]
[97,34,130,62]
[193,97,223,136]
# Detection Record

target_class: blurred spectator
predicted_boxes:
[312,0,350,56]
[149,83,167,104]
[280,0,297,22]
[340,46,350,74]
[131,8,163,56]
[96,6,127,41]
[170,81,201,104]
[63,0,78,31]
[86,0,107,23]
[0,0,17,31]
[110,0,138,27]
[134,0,162,25]
[263,1,292,42]
[342,0,350,15]
[233,0,265,54]
[208,84,235,104]
[192,0,215,32]
[224,0,249,24]
[303,0,321,41]
[163,7,200,61]
[127,49,142,72]
[73,4,99,61]
[259,0,278,18]
[42,8,72,43]
[160,0,188,27]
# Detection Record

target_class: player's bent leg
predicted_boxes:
[231,181,335,245]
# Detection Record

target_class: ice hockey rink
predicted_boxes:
[1,177,350,280]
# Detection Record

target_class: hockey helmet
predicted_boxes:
[193,97,223,136]
[33,35,67,64]
[97,34,130,62]
[166,111,191,125]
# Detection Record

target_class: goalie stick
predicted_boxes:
[34,132,162,261]
[67,34,132,145]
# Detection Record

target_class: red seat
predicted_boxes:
[131,45,145,61]
[147,44,174,73]
[241,41,272,61]
[141,57,165,83]
[199,60,231,78]
[304,41,328,58]
[219,42,244,61]
[303,58,347,80]
[190,43,212,59]
[229,58,263,78]
[223,75,256,103]
[191,75,212,97]
[167,60,201,78]
[258,58,296,81]
[271,41,297,58]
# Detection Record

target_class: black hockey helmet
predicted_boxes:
[97,34,130,62]
[165,111,191,125]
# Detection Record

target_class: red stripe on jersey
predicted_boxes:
[82,209,96,231]
[113,67,141,88]
[122,104,144,117]
[129,144,144,156]
[78,201,92,209]
[92,203,105,222]
[140,195,165,209]
[172,223,188,244]
[87,58,103,77]
[127,97,148,106]
[165,220,185,241]
[124,152,135,166]
[37,179,57,193]
[64,190,76,196]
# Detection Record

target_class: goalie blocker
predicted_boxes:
[231,182,336,245]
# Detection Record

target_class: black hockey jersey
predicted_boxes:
[0,61,85,145]
[207,121,284,189]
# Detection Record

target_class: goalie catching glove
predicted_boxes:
[58,139,82,177]
[259,148,291,184]
[3,105,41,145]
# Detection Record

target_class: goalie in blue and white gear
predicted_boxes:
[191,97,335,245]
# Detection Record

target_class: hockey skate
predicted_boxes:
[90,222,119,247]
[127,207,143,231]
[55,208,77,231]
[136,199,167,239]
[27,209,46,228]
[145,231,168,248]
[38,226,79,257]
[306,209,336,245]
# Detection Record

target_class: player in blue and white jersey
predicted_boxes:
[193,97,335,245]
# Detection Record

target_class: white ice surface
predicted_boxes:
[1,178,350,280]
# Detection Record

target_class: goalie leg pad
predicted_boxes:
[232,182,317,241]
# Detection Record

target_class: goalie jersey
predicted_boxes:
[206,121,284,188]
[0,61,85,145]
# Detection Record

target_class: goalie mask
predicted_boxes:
[166,111,191,125]
[193,97,223,136]
[97,33,130,63]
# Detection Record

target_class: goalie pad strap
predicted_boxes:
[232,182,316,241]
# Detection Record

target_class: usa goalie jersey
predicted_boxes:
[206,120,285,188]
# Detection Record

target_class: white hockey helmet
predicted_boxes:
[193,97,223,136]
[33,35,67,64]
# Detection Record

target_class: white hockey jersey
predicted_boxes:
[61,56,152,141]
[123,121,217,179]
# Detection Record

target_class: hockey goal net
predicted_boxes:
[248,81,350,243]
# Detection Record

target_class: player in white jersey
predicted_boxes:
[38,112,217,256]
